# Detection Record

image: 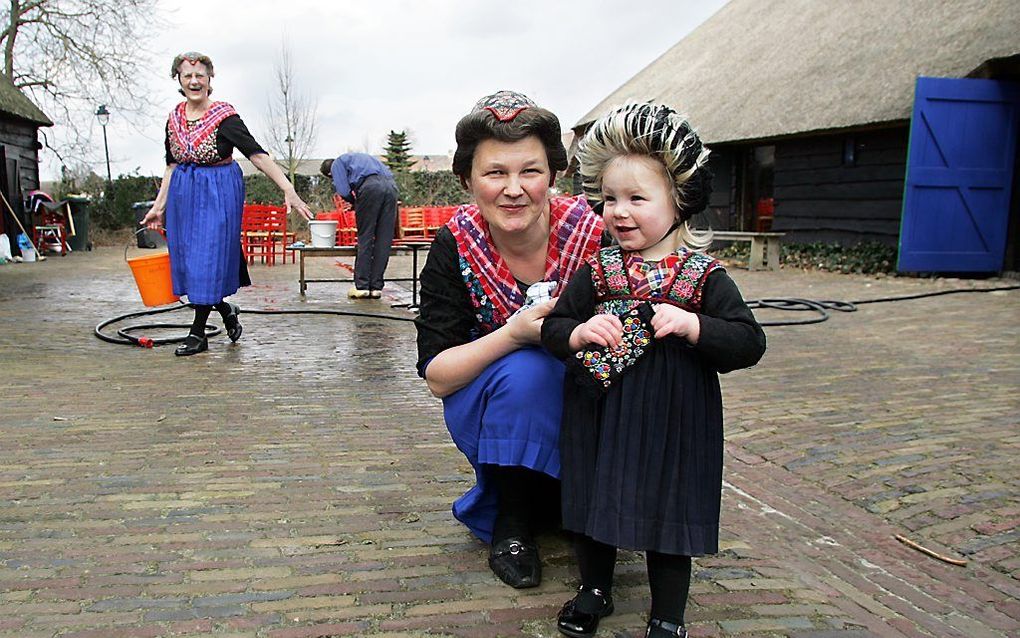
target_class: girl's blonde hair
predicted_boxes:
[578,102,713,250]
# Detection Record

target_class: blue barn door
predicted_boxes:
[899,77,1020,272]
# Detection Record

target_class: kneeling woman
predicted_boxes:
[142,51,313,356]
[415,91,603,588]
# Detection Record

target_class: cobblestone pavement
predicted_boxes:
[1,247,1017,638]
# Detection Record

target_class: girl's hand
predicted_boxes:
[140,207,164,231]
[507,299,555,346]
[651,304,700,344]
[569,313,623,351]
[285,190,314,221]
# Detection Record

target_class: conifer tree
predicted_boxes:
[383,130,414,172]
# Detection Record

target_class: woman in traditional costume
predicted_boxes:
[415,90,604,589]
[142,51,313,356]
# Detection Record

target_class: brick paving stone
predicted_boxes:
[1,250,1018,637]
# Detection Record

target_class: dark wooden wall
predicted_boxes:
[696,150,737,231]
[0,117,42,195]
[771,127,908,245]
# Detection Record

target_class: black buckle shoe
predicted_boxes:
[488,537,541,589]
[645,618,687,637]
[557,585,614,637]
[223,303,242,342]
[174,334,208,356]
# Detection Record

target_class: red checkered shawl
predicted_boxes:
[447,195,604,331]
[167,101,237,164]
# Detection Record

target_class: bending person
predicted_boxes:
[142,51,313,356]
[320,153,399,299]
[415,90,603,588]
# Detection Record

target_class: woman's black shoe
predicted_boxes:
[488,537,541,588]
[557,585,614,637]
[223,303,242,342]
[174,334,208,356]
[645,618,687,637]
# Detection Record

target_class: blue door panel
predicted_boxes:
[899,77,1020,272]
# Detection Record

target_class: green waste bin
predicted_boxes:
[65,197,92,252]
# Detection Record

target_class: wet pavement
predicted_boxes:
[0,247,1017,637]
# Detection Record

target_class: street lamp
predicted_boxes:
[95,104,112,188]
[285,134,294,181]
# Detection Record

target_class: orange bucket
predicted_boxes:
[127,251,179,307]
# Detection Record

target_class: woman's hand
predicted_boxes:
[285,190,314,221]
[506,299,555,346]
[651,304,700,343]
[140,206,164,231]
[569,313,623,351]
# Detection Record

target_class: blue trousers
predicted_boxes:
[442,346,565,542]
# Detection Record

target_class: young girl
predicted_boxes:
[541,103,766,638]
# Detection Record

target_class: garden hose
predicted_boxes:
[94,284,1019,347]
[749,284,1020,326]
[94,302,416,347]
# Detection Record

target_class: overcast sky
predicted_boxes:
[47,0,729,181]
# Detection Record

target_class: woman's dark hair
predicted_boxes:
[452,107,568,187]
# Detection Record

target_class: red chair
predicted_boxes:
[33,208,70,255]
[424,206,456,238]
[755,197,775,232]
[242,204,294,266]
[398,207,427,240]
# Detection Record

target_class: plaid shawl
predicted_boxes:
[167,101,237,164]
[448,195,603,330]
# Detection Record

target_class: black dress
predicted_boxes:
[541,247,766,555]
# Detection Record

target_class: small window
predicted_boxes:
[843,137,857,166]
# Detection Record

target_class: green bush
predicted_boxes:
[58,172,160,230]
[714,240,897,275]
[393,170,470,207]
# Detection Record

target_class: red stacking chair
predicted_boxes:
[242,204,294,266]
[241,205,275,265]
[398,207,427,240]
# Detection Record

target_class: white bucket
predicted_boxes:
[21,245,37,262]
[308,220,338,248]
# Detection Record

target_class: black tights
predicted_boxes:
[573,534,692,625]
[490,465,559,543]
[189,302,232,337]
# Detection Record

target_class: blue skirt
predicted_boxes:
[442,346,565,542]
[166,162,247,305]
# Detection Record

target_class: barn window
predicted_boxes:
[843,137,857,166]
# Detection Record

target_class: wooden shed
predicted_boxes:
[0,75,52,240]
[575,0,1020,272]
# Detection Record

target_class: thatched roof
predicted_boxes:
[0,75,52,126]
[576,0,1019,145]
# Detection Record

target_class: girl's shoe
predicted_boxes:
[223,303,242,342]
[645,618,687,637]
[556,585,614,637]
[174,334,208,356]
[348,288,372,299]
[369,290,382,299]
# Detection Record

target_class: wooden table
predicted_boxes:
[295,242,431,308]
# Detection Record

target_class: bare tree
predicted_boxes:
[263,40,317,184]
[1,0,165,162]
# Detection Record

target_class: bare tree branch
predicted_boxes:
[262,38,317,184]
[0,0,166,164]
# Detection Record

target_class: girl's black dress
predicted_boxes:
[541,246,766,556]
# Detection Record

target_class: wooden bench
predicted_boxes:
[711,231,785,271]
